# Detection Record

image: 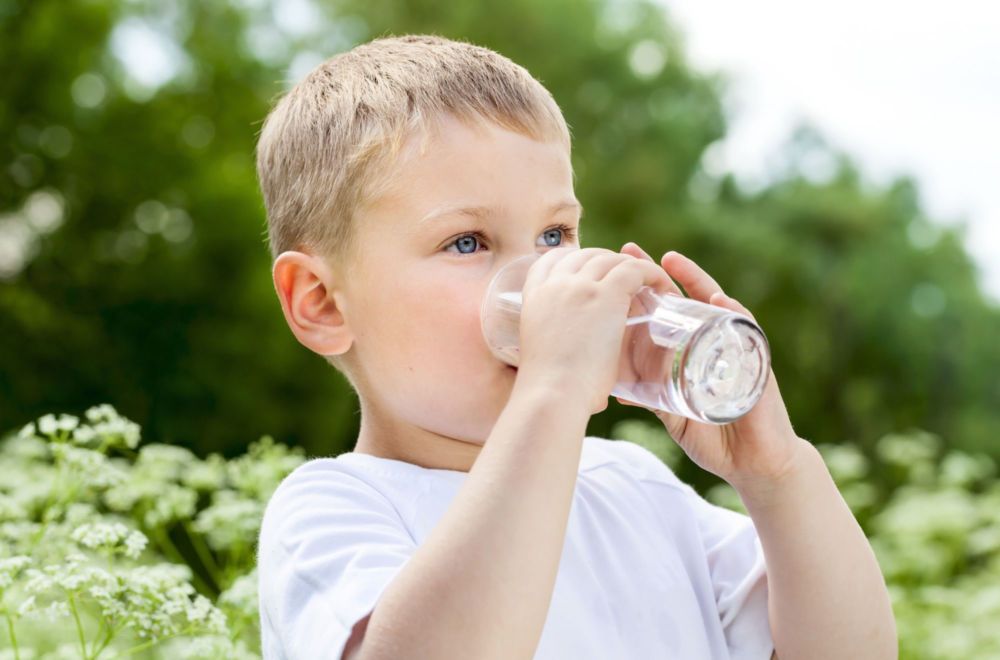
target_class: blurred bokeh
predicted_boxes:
[4,1,1000,657]
[3,0,998,476]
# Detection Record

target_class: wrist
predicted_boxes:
[728,437,822,508]
[510,367,593,420]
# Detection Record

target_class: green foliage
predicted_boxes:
[3,0,997,463]
[0,406,304,658]
[5,409,999,658]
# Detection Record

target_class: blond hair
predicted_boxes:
[255,34,571,267]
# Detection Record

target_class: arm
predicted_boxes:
[615,243,896,659]
[732,438,898,660]
[354,376,590,660]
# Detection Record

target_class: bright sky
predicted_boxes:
[661,0,1000,304]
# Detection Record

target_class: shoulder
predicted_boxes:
[264,452,427,512]
[259,456,411,552]
[264,457,385,514]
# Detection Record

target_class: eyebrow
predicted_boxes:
[418,199,584,225]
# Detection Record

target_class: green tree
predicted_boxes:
[2,0,997,468]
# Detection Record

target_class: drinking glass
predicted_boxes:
[480,252,771,424]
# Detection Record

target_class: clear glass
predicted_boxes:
[480,252,772,424]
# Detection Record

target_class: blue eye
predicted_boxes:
[445,224,577,256]
[541,228,563,247]
[454,234,480,254]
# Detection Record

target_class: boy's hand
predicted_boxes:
[616,243,804,491]
[515,246,675,417]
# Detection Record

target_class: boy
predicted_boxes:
[254,34,897,659]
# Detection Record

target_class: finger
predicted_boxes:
[620,242,654,261]
[601,257,673,297]
[621,243,684,296]
[708,291,758,323]
[549,246,614,277]
[661,251,724,303]
[577,252,631,281]
[523,246,578,291]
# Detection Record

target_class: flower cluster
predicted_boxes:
[0,404,305,658]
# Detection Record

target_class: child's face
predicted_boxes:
[343,113,581,465]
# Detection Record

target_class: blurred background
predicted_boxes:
[2,0,998,466]
[3,1,1000,656]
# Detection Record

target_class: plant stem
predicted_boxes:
[87,615,105,658]
[67,592,91,660]
[90,617,118,659]
[150,527,214,595]
[182,520,223,590]
[4,612,19,660]
[113,625,197,658]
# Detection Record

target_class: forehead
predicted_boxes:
[363,114,575,222]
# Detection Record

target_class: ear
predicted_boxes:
[272,250,353,356]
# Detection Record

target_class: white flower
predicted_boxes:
[23,567,54,594]
[218,569,258,617]
[37,414,58,436]
[123,529,148,559]
[84,403,118,424]
[181,453,228,492]
[0,434,48,462]
[51,444,127,488]
[55,414,79,433]
[71,520,129,547]
[187,593,227,630]
[70,521,149,559]
[0,555,31,588]
[143,484,198,528]
[71,424,97,446]
[193,490,263,552]
[43,600,71,621]
[35,413,79,436]
[227,436,305,500]
[16,594,37,616]
[16,421,36,440]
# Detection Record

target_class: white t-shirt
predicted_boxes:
[257,436,774,659]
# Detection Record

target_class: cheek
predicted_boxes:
[364,270,490,372]
[355,267,512,439]
[417,278,490,362]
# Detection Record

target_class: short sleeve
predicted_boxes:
[607,439,774,659]
[682,485,773,658]
[257,462,418,660]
